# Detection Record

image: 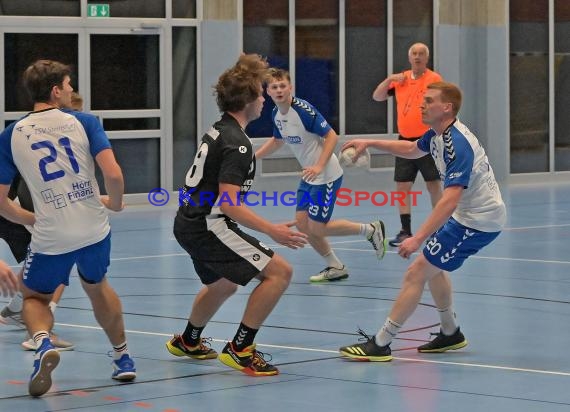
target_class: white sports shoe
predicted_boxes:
[22,332,75,351]
[367,220,387,259]
[0,306,26,329]
[309,266,349,282]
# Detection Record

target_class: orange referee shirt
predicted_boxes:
[389,69,442,138]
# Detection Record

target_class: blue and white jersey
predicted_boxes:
[0,108,111,254]
[417,119,506,232]
[272,97,343,185]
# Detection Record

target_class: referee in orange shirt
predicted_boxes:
[373,42,443,246]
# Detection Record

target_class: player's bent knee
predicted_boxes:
[264,254,293,285]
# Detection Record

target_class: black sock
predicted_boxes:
[400,214,411,234]
[232,322,258,351]
[182,322,204,347]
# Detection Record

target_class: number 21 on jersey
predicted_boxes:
[32,136,80,182]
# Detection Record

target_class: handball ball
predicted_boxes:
[338,147,370,168]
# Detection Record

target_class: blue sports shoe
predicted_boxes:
[29,338,60,397]
[111,354,136,381]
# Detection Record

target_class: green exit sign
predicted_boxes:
[88,4,110,18]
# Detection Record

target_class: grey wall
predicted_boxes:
[200,20,241,136]
[436,25,509,182]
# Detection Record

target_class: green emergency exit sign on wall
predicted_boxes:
[88,4,110,17]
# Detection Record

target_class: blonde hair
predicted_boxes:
[69,92,83,111]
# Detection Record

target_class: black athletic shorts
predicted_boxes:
[394,135,441,182]
[0,217,31,263]
[173,213,274,286]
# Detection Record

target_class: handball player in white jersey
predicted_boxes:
[0,60,135,396]
[256,68,386,282]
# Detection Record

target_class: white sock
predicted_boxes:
[323,250,343,269]
[376,318,402,347]
[113,341,130,360]
[360,223,374,237]
[49,301,57,314]
[438,306,458,335]
[7,292,23,312]
[33,331,50,346]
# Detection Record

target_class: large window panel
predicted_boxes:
[90,35,159,110]
[4,33,78,111]
[555,0,570,171]
[172,27,197,189]
[243,0,289,138]
[0,0,79,16]
[295,0,339,131]
[346,0,387,134]
[172,0,196,18]
[393,0,433,136]
[96,139,160,194]
[509,0,549,173]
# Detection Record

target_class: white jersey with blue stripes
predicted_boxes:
[272,97,343,185]
[417,119,506,232]
[0,108,111,254]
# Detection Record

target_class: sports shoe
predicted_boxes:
[367,220,387,259]
[339,329,392,362]
[111,354,137,381]
[29,338,60,397]
[0,306,26,329]
[417,327,468,353]
[218,342,279,376]
[388,230,412,247]
[309,266,349,282]
[22,332,75,351]
[166,335,217,359]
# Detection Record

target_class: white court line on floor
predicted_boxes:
[104,246,570,266]
[56,322,570,377]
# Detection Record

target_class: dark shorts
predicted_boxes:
[174,213,275,286]
[394,136,440,183]
[0,217,31,263]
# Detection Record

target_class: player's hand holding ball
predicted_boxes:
[338,144,370,168]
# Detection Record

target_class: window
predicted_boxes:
[346,0,387,134]
[243,0,288,138]
[0,0,79,16]
[510,0,549,173]
[4,33,78,111]
[555,0,570,171]
[87,0,164,18]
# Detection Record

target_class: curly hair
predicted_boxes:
[22,60,72,103]
[214,54,268,113]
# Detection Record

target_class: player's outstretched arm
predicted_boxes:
[341,138,424,160]
[255,137,284,160]
[218,182,307,249]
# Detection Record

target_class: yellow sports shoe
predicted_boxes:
[218,342,279,376]
[166,335,218,359]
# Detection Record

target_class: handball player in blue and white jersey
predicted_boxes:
[339,81,506,361]
[256,68,387,283]
[0,60,135,396]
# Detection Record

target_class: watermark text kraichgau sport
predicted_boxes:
[147,188,422,207]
